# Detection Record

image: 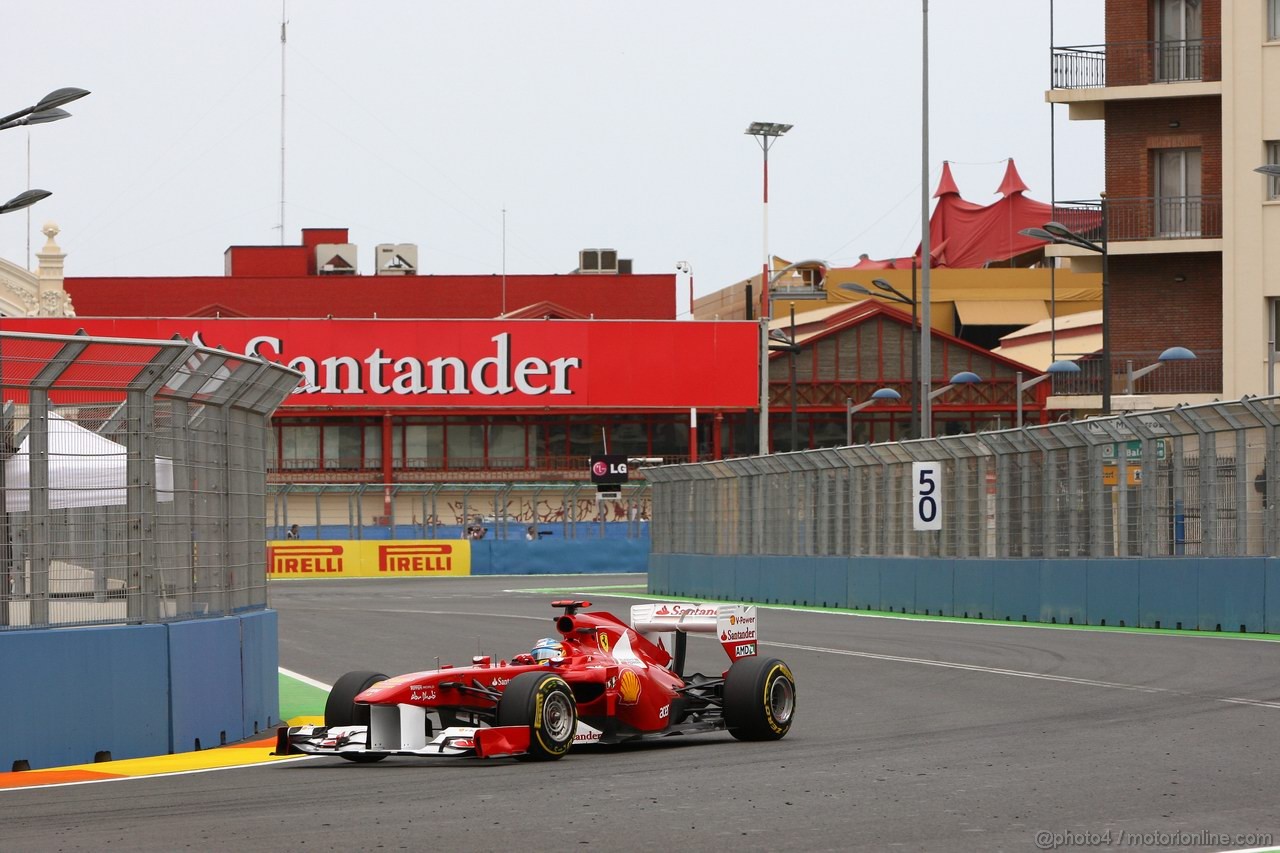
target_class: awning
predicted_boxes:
[954,300,1049,327]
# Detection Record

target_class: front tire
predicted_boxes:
[496,671,577,761]
[723,657,796,741]
[325,670,389,763]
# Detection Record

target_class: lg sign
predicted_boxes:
[590,454,629,483]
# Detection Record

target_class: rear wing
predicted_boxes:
[630,603,758,663]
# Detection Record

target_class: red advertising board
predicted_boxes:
[0,318,759,409]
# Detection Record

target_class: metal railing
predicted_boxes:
[1053,198,1223,243]
[269,455,688,481]
[1053,39,1220,89]
[269,481,653,541]
[0,331,301,631]
[647,397,1280,560]
[1046,352,1223,398]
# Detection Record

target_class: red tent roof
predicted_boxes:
[853,159,1056,270]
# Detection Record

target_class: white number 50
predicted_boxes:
[912,462,943,531]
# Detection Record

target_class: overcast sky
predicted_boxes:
[2,1,1104,307]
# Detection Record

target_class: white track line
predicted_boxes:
[765,639,1280,710]
[278,667,331,691]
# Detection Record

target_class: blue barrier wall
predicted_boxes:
[0,610,279,771]
[471,538,648,574]
[649,555,1280,635]
[0,625,170,770]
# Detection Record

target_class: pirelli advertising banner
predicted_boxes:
[268,540,470,578]
[2,318,759,409]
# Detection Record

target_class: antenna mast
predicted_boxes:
[279,0,288,244]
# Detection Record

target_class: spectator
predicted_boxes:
[526,525,537,541]
[286,523,300,540]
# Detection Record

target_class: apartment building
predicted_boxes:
[1048,0,1280,405]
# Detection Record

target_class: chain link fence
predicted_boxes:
[647,398,1280,560]
[0,330,301,630]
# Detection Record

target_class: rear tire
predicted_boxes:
[325,670,389,763]
[496,671,577,761]
[723,657,796,741]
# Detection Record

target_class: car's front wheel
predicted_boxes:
[324,670,389,763]
[723,656,796,741]
[496,671,578,761]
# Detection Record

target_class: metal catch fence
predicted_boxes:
[646,398,1280,560]
[0,330,301,631]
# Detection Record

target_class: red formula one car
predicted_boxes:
[278,599,796,762]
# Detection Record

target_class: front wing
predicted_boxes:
[277,723,533,759]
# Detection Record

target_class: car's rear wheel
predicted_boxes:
[496,671,577,761]
[723,657,796,741]
[325,670,389,762]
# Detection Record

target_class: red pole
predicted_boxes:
[689,407,698,463]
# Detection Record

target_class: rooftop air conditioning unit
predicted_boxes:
[316,243,358,275]
[375,243,418,276]
[578,248,619,274]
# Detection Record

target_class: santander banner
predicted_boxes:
[1,318,759,409]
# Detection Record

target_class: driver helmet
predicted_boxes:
[531,637,565,664]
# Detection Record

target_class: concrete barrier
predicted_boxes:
[649,555,1280,634]
[0,610,279,771]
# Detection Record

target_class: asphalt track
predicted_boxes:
[3,574,1280,853]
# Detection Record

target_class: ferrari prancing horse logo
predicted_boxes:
[598,630,611,654]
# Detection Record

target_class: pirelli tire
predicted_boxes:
[723,656,796,741]
[324,670,389,763]
[496,671,578,761]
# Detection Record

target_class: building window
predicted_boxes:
[1271,0,1280,41]
[1155,0,1203,81]
[1266,141,1280,200]
[281,424,319,470]
[1154,148,1202,237]
[403,423,441,469]
[322,423,363,470]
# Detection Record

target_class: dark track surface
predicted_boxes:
[4,575,1279,852]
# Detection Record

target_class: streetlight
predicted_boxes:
[0,189,52,215]
[745,121,792,323]
[929,371,982,401]
[846,388,901,445]
[0,87,90,130]
[1021,212,1111,414]
[841,274,921,438]
[757,258,826,455]
[676,261,693,318]
[1124,346,1196,396]
[1015,360,1082,427]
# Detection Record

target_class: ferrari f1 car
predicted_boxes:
[277,599,796,762]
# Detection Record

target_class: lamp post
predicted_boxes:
[1021,209,1111,414]
[745,121,792,323]
[842,274,920,438]
[0,86,88,629]
[676,261,693,318]
[846,388,902,445]
[1124,346,1197,396]
[757,258,827,455]
[1015,360,1082,427]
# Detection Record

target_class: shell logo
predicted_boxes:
[618,669,642,704]
[729,615,737,625]
[598,630,611,654]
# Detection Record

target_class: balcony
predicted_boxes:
[1052,197,1222,244]
[1052,39,1220,90]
